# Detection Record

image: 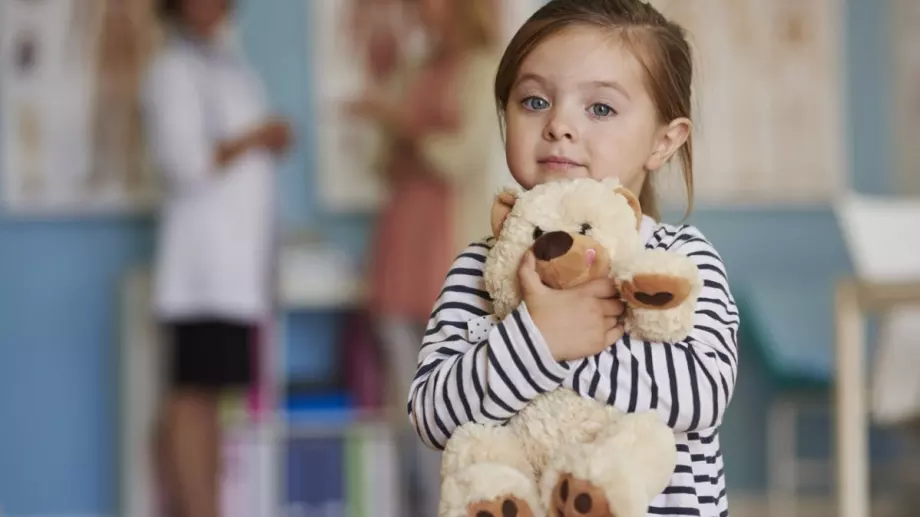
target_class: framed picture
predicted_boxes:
[306,0,545,214]
[0,0,162,215]
[650,0,847,208]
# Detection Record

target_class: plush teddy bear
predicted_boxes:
[438,178,703,517]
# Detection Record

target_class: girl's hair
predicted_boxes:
[156,0,235,23]
[451,0,502,50]
[494,0,694,220]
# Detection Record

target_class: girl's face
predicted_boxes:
[503,25,690,195]
[179,0,230,37]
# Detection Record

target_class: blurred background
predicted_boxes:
[0,1,919,517]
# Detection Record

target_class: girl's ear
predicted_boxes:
[490,189,517,238]
[646,117,691,171]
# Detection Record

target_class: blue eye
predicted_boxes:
[589,103,615,117]
[522,96,549,111]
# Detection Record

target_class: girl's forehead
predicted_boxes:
[515,26,646,89]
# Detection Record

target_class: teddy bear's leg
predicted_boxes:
[618,249,702,343]
[540,412,677,517]
[440,422,542,517]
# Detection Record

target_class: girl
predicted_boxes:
[407,1,740,516]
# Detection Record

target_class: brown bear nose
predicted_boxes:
[533,231,573,261]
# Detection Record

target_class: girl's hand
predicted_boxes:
[518,250,626,362]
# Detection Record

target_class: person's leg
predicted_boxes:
[375,317,428,516]
[164,387,221,517]
[156,320,253,517]
[376,317,444,517]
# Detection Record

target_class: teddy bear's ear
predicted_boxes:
[615,187,642,230]
[490,190,517,238]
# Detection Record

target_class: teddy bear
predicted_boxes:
[438,177,703,517]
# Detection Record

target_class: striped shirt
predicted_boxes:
[407,216,740,517]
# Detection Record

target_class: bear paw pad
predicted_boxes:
[467,496,534,517]
[550,474,613,517]
[621,273,690,310]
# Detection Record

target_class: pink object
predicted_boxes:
[343,312,385,410]
[585,248,597,266]
[246,321,272,420]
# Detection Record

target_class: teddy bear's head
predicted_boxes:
[484,178,644,320]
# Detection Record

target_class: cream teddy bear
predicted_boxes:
[438,178,702,517]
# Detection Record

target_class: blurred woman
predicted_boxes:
[345,0,503,514]
[142,2,291,517]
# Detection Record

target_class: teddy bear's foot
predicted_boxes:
[467,495,536,517]
[441,463,543,517]
[540,414,674,517]
[549,473,614,517]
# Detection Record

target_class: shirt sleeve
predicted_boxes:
[407,241,573,450]
[567,225,740,433]
[141,54,218,197]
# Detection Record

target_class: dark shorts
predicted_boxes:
[163,318,256,390]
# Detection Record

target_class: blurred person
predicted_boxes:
[344,0,503,514]
[141,2,292,517]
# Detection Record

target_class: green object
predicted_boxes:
[345,426,366,517]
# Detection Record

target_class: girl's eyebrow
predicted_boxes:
[585,80,631,100]
[513,72,547,88]
[514,73,631,100]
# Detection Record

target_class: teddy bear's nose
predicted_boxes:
[533,231,573,261]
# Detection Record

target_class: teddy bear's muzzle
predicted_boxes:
[533,232,611,290]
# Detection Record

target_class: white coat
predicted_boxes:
[141,28,276,322]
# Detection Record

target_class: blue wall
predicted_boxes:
[0,0,892,513]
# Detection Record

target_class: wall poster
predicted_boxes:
[650,0,847,208]
[0,0,162,214]
[306,0,545,214]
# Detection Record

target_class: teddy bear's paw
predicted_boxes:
[549,473,614,517]
[621,273,690,311]
[440,463,543,517]
[541,442,650,517]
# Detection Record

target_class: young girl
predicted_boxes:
[407,0,740,516]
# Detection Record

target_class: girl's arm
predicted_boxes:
[408,241,572,451]
[570,225,740,433]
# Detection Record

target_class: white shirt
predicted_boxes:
[142,28,276,321]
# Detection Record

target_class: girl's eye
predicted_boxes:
[588,103,615,117]
[533,227,544,240]
[579,223,592,235]
[522,96,550,111]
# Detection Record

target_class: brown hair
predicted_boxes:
[452,0,502,50]
[494,0,694,220]
[156,0,235,23]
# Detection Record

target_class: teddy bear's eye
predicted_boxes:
[532,227,544,240]
[579,223,592,235]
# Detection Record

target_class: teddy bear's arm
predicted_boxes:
[619,248,701,343]
[581,227,740,433]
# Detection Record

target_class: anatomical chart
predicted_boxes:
[892,0,920,196]
[308,0,545,213]
[650,0,846,207]
[0,0,163,214]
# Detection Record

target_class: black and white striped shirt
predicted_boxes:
[408,217,740,517]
